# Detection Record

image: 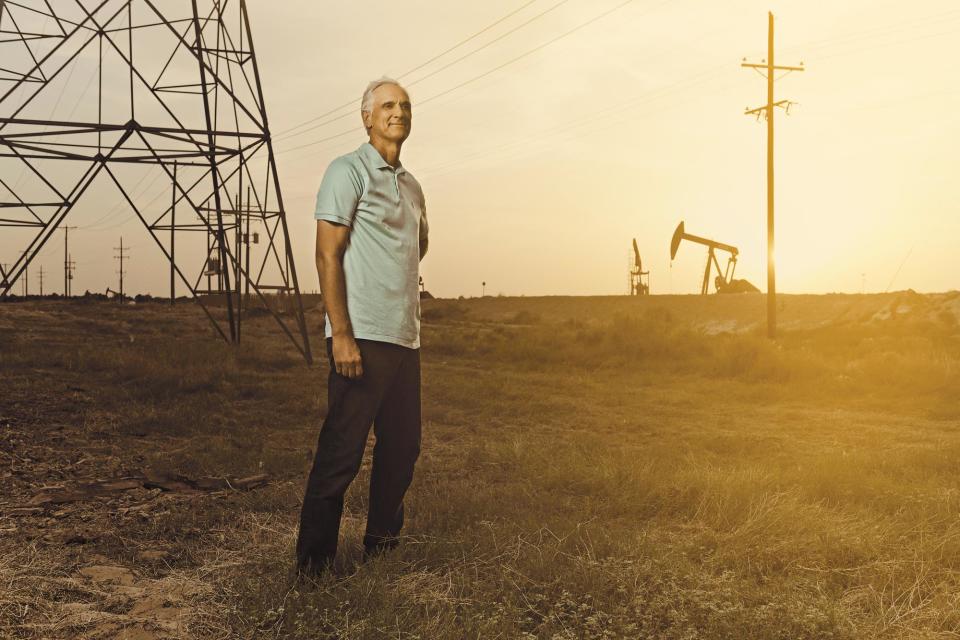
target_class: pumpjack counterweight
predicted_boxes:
[0,0,312,363]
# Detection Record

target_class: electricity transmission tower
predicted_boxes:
[0,0,312,363]
[742,12,804,339]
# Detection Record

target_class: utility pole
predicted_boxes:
[62,226,77,296]
[114,237,129,302]
[235,188,243,342]
[244,185,252,302]
[742,12,804,339]
[19,251,28,296]
[66,256,76,296]
[170,161,176,305]
[39,265,44,296]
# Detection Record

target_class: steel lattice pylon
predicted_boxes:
[0,0,313,363]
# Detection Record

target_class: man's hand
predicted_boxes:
[316,219,361,378]
[332,335,363,379]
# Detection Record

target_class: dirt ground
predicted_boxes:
[0,298,305,639]
[1,291,958,639]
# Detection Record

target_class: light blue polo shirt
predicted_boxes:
[314,142,428,349]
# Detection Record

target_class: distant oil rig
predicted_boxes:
[626,222,759,296]
[670,221,759,294]
[628,238,649,296]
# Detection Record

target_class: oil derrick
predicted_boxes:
[669,221,758,295]
[0,0,312,363]
[629,238,649,295]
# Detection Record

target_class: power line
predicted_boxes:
[418,10,960,176]
[272,0,573,146]
[80,167,164,229]
[885,245,914,293]
[781,7,960,57]
[271,0,543,141]
[277,0,642,157]
[394,0,542,80]
[416,63,729,178]
[404,0,573,90]
[281,3,959,179]
[410,0,642,108]
[803,24,959,64]
[285,4,757,169]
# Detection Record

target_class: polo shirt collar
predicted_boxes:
[360,142,405,174]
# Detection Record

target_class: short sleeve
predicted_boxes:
[314,157,363,226]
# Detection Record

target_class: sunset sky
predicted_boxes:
[2,0,958,298]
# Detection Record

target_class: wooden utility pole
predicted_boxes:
[114,237,129,301]
[62,226,77,296]
[170,161,177,305]
[19,251,28,296]
[244,185,252,302]
[742,12,804,339]
[38,265,44,296]
[66,255,76,296]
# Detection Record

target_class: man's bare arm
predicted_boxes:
[316,220,363,379]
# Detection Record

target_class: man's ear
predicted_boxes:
[361,110,372,131]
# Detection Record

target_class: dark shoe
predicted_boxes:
[361,538,399,563]
[295,554,334,579]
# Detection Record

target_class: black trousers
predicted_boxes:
[296,338,421,568]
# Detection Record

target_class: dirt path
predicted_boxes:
[46,563,206,639]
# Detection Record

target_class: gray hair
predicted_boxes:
[360,76,407,114]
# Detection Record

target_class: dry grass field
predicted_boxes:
[1,291,959,639]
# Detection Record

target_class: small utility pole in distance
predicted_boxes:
[20,251,29,296]
[39,265,44,296]
[66,256,76,296]
[62,226,77,296]
[742,11,804,339]
[170,160,177,305]
[114,237,129,302]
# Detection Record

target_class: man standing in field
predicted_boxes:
[296,77,428,574]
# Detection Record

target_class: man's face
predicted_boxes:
[363,83,412,144]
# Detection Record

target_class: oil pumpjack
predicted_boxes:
[670,221,759,294]
[629,239,650,295]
